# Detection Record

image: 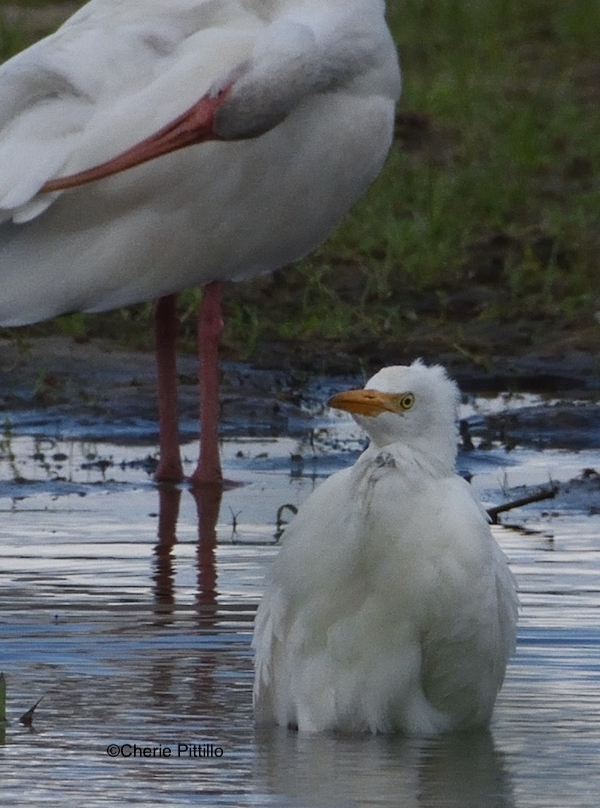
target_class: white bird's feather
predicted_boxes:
[0,0,399,324]
[253,362,518,735]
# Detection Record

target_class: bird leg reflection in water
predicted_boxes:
[153,486,182,612]
[152,484,221,620]
[253,361,518,735]
[151,484,221,707]
[193,483,221,615]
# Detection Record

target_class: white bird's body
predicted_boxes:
[253,363,518,735]
[0,0,400,324]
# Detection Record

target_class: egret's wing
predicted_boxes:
[415,477,518,724]
[0,1,259,221]
[252,467,357,726]
[252,583,287,723]
[351,459,517,727]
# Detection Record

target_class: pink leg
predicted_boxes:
[154,294,184,482]
[190,281,223,487]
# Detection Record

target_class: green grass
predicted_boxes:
[1,0,599,361]
[316,0,600,320]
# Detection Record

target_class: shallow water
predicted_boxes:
[1,392,599,807]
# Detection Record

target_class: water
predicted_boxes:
[0,392,599,807]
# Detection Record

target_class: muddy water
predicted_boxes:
[0,391,599,807]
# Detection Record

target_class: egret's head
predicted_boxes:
[328,360,459,466]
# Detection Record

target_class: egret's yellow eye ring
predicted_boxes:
[399,393,415,411]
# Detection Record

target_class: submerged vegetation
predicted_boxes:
[1,0,599,368]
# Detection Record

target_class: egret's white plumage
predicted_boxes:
[0,0,400,324]
[253,362,518,735]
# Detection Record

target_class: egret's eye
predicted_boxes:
[398,392,415,411]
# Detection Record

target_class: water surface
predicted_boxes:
[1,392,599,807]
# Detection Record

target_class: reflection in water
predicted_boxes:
[150,484,226,719]
[192,485,221,615]
[255,726,515,808]
[153,486,182,614]
[191,485,222,712]
[419,731,514,808]
[152,485,222,618]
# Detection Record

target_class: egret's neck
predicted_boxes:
[355,414,458,477]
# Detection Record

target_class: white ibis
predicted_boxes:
[0,0,401,485]
[253,362,518,734]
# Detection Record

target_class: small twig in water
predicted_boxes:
[487,485,559,524]
[229,507,242,534]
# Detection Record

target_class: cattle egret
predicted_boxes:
[0,0,401,484]
[253,361,518,734]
